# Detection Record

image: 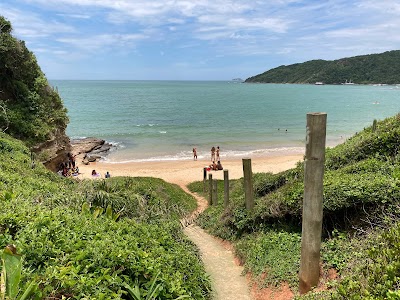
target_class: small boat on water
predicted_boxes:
[342,79,355,85]
[315,82,324,85]
[230,78,244,83]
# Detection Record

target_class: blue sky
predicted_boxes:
[1,0,400,80]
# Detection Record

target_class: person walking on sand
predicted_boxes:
[193,148,197,161]
[216,146,220,161]
[211,146,216,161]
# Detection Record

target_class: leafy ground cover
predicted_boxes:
[0,133,211,299]
[189,114,400,298]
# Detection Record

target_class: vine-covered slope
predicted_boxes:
[0,132,211,299]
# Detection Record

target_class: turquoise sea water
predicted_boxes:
[52,80,399,162]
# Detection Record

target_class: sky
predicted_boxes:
[1,0,400,80]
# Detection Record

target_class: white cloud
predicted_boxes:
[4,0,400,79]
[56,13,91,19]
[57,33,147,52]
[0,6,75,38]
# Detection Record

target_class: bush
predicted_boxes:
[235,230,301,288]
[0,133,211,298]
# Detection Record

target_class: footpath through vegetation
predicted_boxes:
[179,184,252,300]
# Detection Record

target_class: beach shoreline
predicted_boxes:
[76,153,304,186]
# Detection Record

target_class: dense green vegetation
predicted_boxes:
[0,16,68,147]
[0,133,211,299]
[189,114,400,298]
[245,50,400,84]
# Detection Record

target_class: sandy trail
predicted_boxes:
[180,185,251,300]
[184,224,252,300]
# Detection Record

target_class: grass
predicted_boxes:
[189,114,400,298]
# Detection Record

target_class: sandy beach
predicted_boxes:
[76,154,304,186]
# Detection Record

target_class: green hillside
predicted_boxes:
[0,132,211,298]
[189,114,400,298]
[245,50,400,84]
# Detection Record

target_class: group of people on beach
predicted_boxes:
[91,170,111,178]
[58,153,79,177]
[58,152,112,179]
[192,146,223,170]
[210,146,223,171]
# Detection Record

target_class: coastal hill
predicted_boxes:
[245,50,400,84]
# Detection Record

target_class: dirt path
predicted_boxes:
[180,185,252,300]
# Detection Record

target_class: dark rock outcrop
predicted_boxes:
[32,128,71,172]
[37,137,114,172]
[70,137,114,165]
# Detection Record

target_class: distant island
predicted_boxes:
[245,50,400,85]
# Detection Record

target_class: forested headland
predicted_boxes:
[246,50,400,84]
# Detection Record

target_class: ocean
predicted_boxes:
[52,80,400,162]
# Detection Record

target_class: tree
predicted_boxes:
[0,15,68,146]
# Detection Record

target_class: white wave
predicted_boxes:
[135,123,159,127]
[102,146,305,163]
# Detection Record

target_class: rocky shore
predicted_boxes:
[70,137,114,165]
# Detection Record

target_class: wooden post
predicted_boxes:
[203,167,207,193]
[212,180,218,205]
[242,158,254,210]
[208,173,213,205]
[224,169,229,208]
[299,113,327,294]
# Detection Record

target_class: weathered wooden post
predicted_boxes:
[208,173,213,205]
[212,180,218,205]
[224,169,229,208]
[299,113,327,294]
[203,167,207,192]
[242,158,254,210]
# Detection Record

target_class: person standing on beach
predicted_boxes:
[193,148,197,160]
[68,152,76,169]
[216,146,220,161]
[211,146,216,161]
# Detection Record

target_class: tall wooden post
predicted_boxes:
[299,113,327,294]
[203,168,207,193]
[242,158,254,210]
[212,180,218,205]
[208,174,213,205]
[224,169,229,208]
